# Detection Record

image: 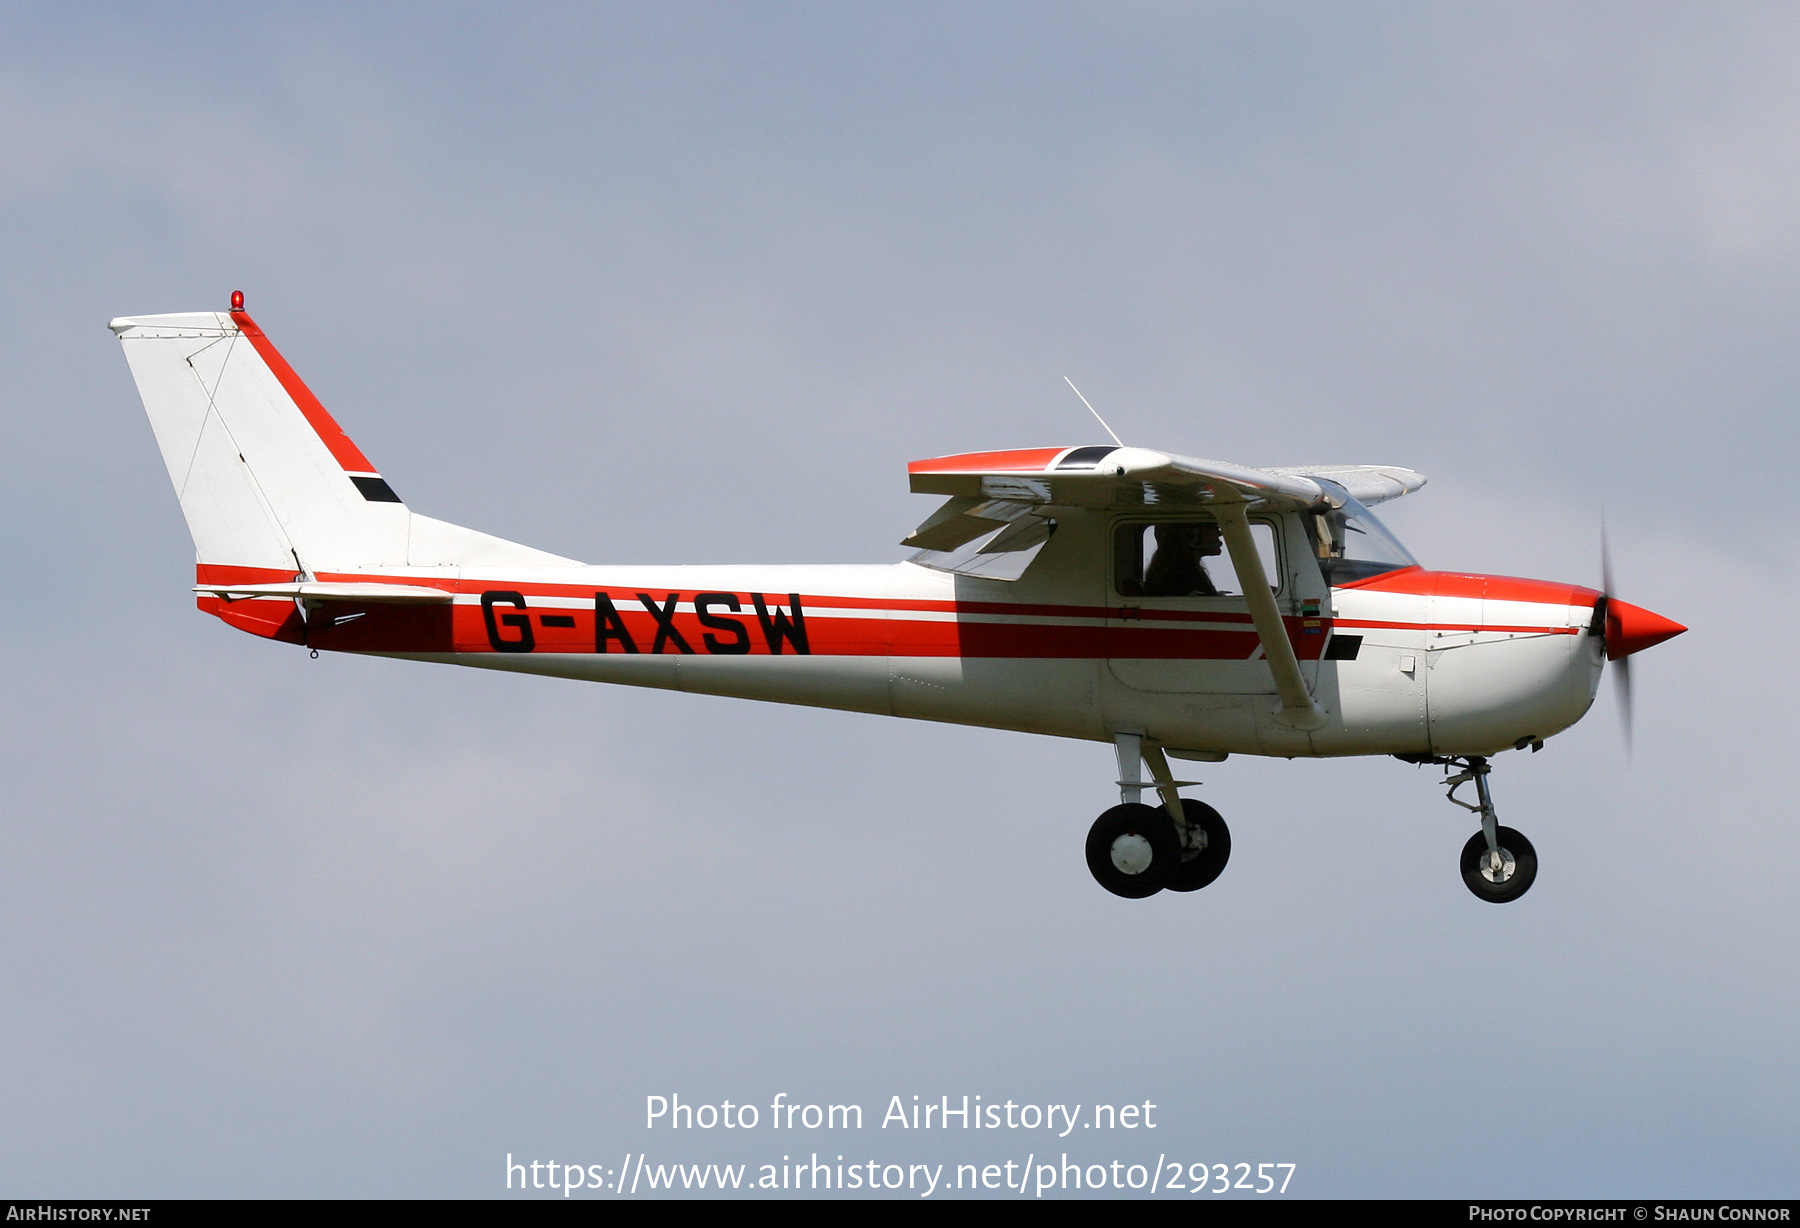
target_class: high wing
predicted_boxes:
[902,445,1424,575]
[906,445,1424,513]
[903,444,1427,731]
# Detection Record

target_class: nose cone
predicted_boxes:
[1605,599,1686,660]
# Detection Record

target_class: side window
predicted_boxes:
[1114,519,1280,598]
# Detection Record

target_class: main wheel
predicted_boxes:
[1164,799,1231,892]
[1460,826,1538,903]
[1086,803,1181,898]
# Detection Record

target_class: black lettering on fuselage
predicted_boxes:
[594,593,639,653]
[637,593,695,654]
[752,593,811,655]
[693,592,751,654]
[588,589,810,655]
[481,590,535,652]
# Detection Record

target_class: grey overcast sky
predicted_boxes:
[2,2,1794,1198]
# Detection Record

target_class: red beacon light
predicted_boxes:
[229,289,244,311]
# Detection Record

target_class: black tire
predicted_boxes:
[1460,826,1538,903]
[1085,803,1181,898]
[1164,799,1231,892]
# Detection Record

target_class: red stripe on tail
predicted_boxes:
[230,310,378,474]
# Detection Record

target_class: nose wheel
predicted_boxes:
[1460,826,1537,903]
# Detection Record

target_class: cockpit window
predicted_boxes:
[1303,498,1418,586]
[1114,518,1280,598]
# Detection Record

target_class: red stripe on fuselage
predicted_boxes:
[189,567,1588,659]
[192,570,1311,660]
[229,310,379,475]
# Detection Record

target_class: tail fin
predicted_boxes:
[111,300,575,573]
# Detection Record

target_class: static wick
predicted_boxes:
[1064,376,1124,447]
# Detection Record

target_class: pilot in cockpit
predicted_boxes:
[1143,521,1227,597]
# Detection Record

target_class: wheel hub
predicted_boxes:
[1478,847,1517,884]
[1108,833,1155,876]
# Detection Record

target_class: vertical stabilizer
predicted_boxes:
[111,301,575,573]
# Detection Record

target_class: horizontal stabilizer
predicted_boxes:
[194,581,455,604]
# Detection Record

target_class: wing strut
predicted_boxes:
[1214,503,1327,731]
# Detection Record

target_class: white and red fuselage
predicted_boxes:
[115,305,1683,765]
[193,543,1605,760]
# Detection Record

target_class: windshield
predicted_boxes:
[1303,497,1418,586]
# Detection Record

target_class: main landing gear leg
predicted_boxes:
[1085,734,1232,899]
[1113,731,1146,807]
[1439,756,1538,904]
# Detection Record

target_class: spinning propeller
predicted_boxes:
[1597,521,1687,752]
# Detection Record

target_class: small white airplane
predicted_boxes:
[112,294,1685,904]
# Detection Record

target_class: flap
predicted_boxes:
[901,496,1038,551]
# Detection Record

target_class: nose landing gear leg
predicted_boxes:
[1440,756,1538,904]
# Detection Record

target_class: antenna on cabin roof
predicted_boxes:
[1063,376,1124,448]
